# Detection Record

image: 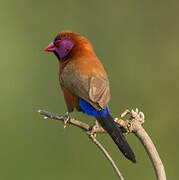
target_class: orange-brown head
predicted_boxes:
[44,30,96,61]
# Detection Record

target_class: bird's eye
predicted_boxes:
[55,40,61,47]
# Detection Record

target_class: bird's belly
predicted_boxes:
[60,83,80,112]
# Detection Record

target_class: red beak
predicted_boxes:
[44,42,56,52]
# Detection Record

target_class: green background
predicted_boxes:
[1,0,178,179]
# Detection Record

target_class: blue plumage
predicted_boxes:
[79,99,111,118]
[79,99,136,163]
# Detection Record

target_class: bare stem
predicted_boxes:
[38,109,124,180]
[38,108,166,180]
[116,109,166,180]
[88,133,124,180]
[134,124,166,180]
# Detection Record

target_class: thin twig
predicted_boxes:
[38,109,166,180]
[134,125,166,180]
[38,110,89,130]
[116,109,166,180]
[38,109,124,180]
[88,133,124,180]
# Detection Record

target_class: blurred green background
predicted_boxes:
[0,0,178,179]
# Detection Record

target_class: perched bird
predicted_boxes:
[44,30,136,163]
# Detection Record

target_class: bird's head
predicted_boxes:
[44,30,94,60]
[44,31,75,60]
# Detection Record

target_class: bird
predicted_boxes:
[44,30,136,163]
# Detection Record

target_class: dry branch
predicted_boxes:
[38,109,166,180]
[38,110,124,179]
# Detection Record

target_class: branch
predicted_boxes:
[115,109,166,180]
[38,109,166,180]
[87,133,124,180]
[38,110,124,180]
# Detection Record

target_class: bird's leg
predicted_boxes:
[88,120,99,137]
[64,112,71,128]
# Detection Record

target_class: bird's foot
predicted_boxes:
[64,112,71,128]
[88,120,99,137]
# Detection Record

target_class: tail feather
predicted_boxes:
[97,113,136,163]
[79,99,136,162]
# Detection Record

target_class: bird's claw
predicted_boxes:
[88,120,99,137]
[64,112,71,128]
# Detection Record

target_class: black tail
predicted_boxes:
[97,113,136,163]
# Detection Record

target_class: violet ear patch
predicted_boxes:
[57,39,74,59]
